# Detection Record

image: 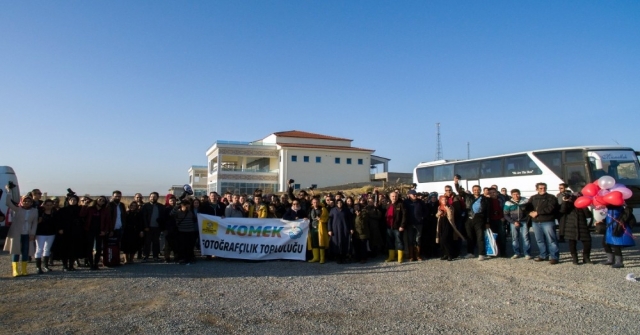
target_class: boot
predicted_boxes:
[36,258,43,274]
[571,253,579,265]
[62,259,69,272]
[384,250,395,262]
[603,253,614,265]
[319,249,326,264]
[308,249,320,263]
[93,253,101,270]
[21,262,28,276]
[67,259,76,271]
[42,256,52,272]
[397,250,404,263]
[415,247,423,261]
[612,255,624,268]
[408,247,416,261]
[583,253,592,265]
[11,262,19,277]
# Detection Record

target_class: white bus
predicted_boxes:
[413,146,640,209]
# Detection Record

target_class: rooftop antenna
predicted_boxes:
[436,123,443,160]
[467,142,470,159]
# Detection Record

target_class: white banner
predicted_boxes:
[197,214,309,261]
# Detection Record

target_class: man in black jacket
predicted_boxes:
[527,183,560,264]
[141,192,164,261]
[404,190,424,261]
[200,192,226,217]
[456,183,489,261]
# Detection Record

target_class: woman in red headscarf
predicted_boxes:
[436,195,465,261]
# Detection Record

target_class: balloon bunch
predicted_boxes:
[574,176,633,209]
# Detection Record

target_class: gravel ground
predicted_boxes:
[1,232,639,335]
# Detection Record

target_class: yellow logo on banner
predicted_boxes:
[202,219,219,236]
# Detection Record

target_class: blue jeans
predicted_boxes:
[11,234,30,262]
[386,228,404,251]
[510,223,531,257]
[531,221,559,260]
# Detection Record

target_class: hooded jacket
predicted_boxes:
[503,197,529,224]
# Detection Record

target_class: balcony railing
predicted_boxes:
[214,140,273,146]
[212,167,279,173]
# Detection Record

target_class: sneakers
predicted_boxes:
[534,257,548,262]
[525,255,533,260]
[465,254,475,259]
[477,255,485,261]
[511,254,520,259]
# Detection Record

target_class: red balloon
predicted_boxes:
[593,195,607,207]
[574,196,593,209]
[581,183,601,197]
[603,191,625,206]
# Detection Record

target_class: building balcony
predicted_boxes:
[221,167,278,173]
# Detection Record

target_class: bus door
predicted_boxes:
[564,163,588,194]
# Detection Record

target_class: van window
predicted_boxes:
[416,167,434,183]
[565,150,583,163]
[454,162,480,180]
[480,159,503,178]
[434,165,453,182]
[534,151,563,178]
[504,155,541,176]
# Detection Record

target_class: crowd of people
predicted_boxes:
[0,176,636,277]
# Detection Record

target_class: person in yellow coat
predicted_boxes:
[307,197,330,263]
[254,196,268,218]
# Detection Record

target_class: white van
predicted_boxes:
[0,166,20,240]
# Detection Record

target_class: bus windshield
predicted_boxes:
[588,150,640,185]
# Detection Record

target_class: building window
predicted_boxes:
[358,159,363,165]
[294,184,301,190]
[335,157,340,164]
[303,156,309,162]
[347,158,352,165]
[316,156,321,163]
[292,155,297,162]
[220,182,277,195]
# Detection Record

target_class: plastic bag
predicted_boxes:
[485,229,498,257]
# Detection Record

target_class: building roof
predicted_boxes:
[272,130,352,142]
[277,142,374,152]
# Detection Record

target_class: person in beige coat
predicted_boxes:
[4,185,38,277]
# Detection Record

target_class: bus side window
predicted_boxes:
[503,155,541,177]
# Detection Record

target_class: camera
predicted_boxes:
[308,184,317,190]
[289,179,295,184]
[455,174,462,180]
[562,190,573,199]
[66,188,77,197]
[7,181,16,189]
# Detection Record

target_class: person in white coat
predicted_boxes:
[4,185,38,277]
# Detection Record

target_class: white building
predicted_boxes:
[188,165,208,197]
[205,130,387,194]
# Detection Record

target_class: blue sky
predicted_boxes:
[2,1,639,195]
